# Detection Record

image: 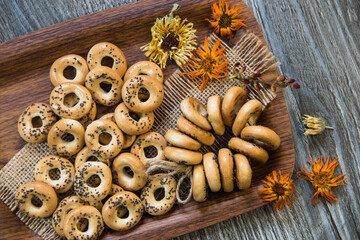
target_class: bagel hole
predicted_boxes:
[31,116,43,128]
[49,168,61,180]
[99,133,112,145]
[64,92,79,107]
[118,207,129,219]
[77,218,89,232]
[138,87,150,102]
[61,132,75,142]
[63,66,77,80]
[31,195,43,208]
[129,111,140,122]
[101,56,114,68]
[178,176,192,202]
[86,174,101,188]
[86,156,100,162]
[144,145,158,158]
[123,166,134,178]
[154,187,165,201]
[100,81,112,93]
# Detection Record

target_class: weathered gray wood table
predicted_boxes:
[0,0,359,239]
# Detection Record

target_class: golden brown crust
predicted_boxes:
[34,155,75,193]
[18,103,57,143]
[63,206,104,240]
[140,175,176,216]
[131,131,167,165]
[74,161,112,202]
[84,119,124,159]
[192,164,207,202]
[122,75,164,112]
[114,103,155,135]
[75,100,97,128]
[124,61,163,83]
[177,116,215,146]
[164,146,203,165]
[50,54,89,86]
[99,112,137,148]
[180,97,211,130]
[207,95,225,135]
[75,146,110,169]
[112,153,147,191]
[47,118,85,157]
[228,137,269,164]
[50,83,92,119]
[234,154,252,189]
[15,181,58,218]
[203,152,221,192]
[102,191,144,231]
[222,87,247,127]
[218,148,234,192]
[85,66,123,106]
[232,99,262,136]
[164,129,201,150]
[52,196,86,237]
[241,126,281,151]
[87,42,127,77]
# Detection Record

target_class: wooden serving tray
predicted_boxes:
[0,0,295,239]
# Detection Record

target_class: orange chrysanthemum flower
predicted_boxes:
[182,36,229,90]
[297,156,346,206]
[258,170,298,210]
[206,0,247,39]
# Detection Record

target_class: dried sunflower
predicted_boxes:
[182,36,229,90]
[258,170,298,210]
[141,4,197,68]
[297,156,346,206]
[206,0,247,39]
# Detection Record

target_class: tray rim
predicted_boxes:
[0,0,295,239]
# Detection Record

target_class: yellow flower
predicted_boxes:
[206,0,247,39]
[258,170,298,210]
[182,36,229,90]
[303,114,333,136]
[297,156,346,206]
[141,4,197,68]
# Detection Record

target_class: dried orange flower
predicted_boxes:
[297,156,346,206]
[206,0,247,39]
[182,36,229,90]
[258,170,298,210]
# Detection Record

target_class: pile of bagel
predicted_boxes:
[14,41,281,239]
[164,87,280,202]
[15,42,177,239]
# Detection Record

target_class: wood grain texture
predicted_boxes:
[0,0,359,240]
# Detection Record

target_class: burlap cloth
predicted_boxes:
[0,32,279,239]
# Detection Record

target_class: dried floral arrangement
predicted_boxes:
[0,1,348,240]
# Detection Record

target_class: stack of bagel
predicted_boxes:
[15,42,179,239]
[164,86,280,202]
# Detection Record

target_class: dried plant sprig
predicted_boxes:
[258,170,298,210]
[206,0,247,39]
[141,4,197,68]
[302,114,334,136]
[182,36,229,90]
[297,156,346,206]
[228,63,300,92]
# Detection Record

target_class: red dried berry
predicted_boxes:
[292,83,300,89]
[286,78,295,84]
